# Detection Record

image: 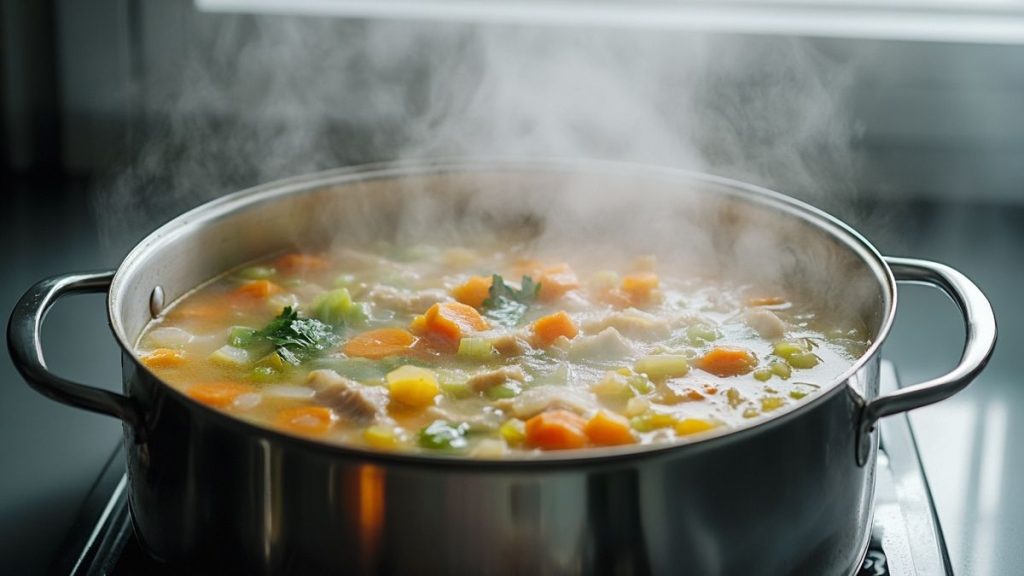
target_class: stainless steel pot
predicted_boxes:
[8,161,996,575]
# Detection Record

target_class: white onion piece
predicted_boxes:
[232,393,262,410]
[145,327,194,348]
[264,385,316,400]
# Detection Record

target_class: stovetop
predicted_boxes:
[49,361,951,576]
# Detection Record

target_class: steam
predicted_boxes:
[95,15,879,327]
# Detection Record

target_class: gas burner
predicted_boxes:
[52,361,950,576]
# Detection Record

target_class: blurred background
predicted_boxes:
[1,0,1022,574]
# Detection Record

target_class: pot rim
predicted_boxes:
[109,158,897,468]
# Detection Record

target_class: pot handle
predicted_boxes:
[7,271,138,426]
[856,257,997,465]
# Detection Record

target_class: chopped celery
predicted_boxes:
[237,266,276,280]
[255,351,287,373]
[486,381,522,400]
[753,368,772,382]
[457,337,495,361]
[787,352,820,369]
[789,390,809,400]
[209,345,250,367]
[770,360,792,379]
[634,355,690,380]
[686,323,720,344]
[725,387,745,408]
[438,371,472,399]
[418,421,470,450]
[629,411,677,432]
[772,340,807,359]
[742,408,760,419]
[229,326,259,348]
[312,288,368,327]
[252,365,277,381]
[761,397,785,412]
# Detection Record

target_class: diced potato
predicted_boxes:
[500,419,527,445]
[770,360,792,379]
[386,365,440,408]
[364,425,400,450]
[590,371,635,400]
[787,352,820,369]
[209,345,250,367]
[675,418,717,436]
[634,355,690,380]
[470,438,510,458]
[761,396,786,412]
[753,368,772,382]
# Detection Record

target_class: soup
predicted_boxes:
[136,243,869,457]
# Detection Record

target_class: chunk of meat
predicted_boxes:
[306,369,387,424]
[367,285,450,313]
[508,385,598,419]
[424,402,504,432]
[568,327,634,361]
[744,308,787,340]
[488,333,530,356]
[582,309,670,341]
[466,366,528,393]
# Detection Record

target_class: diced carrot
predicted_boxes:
[186,382,254,408]
[408,314,428,335]
[584,410,636,446]
[621,273,659,304]
[451,276,492,309]
[531,311,579,347]
[414,302,488,344]
[170,295,232,320]
[703,384,718,395]
[275,406,336,435]
[747,296,787,307]
[275,253,331,274]
[537,263,581,301]
[696,346,758,377]
[525,410,588,450]
[232,279,282,300]
[142,348,185,369]
[344,328,418,359]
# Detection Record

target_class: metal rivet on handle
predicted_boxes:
[149,286,165,318]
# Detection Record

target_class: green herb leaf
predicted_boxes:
[239,306,339,366]
[482,274,541,327]
[418,420,470,450]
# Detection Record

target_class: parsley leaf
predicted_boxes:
[243,306,340,366]
[482,274,541,327]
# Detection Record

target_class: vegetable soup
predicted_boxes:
[136,244,870,457]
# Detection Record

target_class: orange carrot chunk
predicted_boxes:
[275,253,331,274]
[532,311,579,347]
[621,273,659,304]
[232,279,282,300]
[415,302,489,344]
[525,410,588,450]
[584,410,636,446]
[537,263,581,301]
[142,348,185,369]
[275,406,335,435]
[747,296,787,307]
[696,346,758,377]
[451,276,493,309]
[186,382,254,408]
[344,328,418,359]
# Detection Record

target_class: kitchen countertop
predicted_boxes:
[1,175,1021,575]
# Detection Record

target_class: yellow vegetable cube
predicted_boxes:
[363,425,400,449]
[675,418,717,436]
[500,419,527,445]
[386,365,440,408]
